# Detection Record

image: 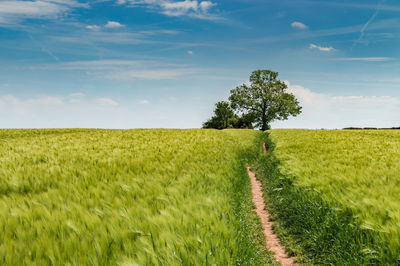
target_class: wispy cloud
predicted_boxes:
[86,21,125,30]
[0,0,88,25]
[58,60,146,69]
[70,92,85,97]
[69,92,85,103]
[334,57,392,62]
[287,81,400,109]
[297,0,400,12]
[0,93,129,128]
[273,81,400,129]
[246,17,400,45]
[0,94,115,110]
[95,97,119,106]
[52,31,152,45]
[105,21,124,28]
[106,69,190,80]
[34,59,184,70]
[161,0,216,17]
[86,25,101,30]
[51,28,183,46]
[291,21,308,30]
[30,59,197,80]
[310,43,334,52]
[0,95,64,115]
[117,0,220,20]
[346,2,400,12]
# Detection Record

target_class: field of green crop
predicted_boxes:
[0,129,275,265]
[260,129,400,264]
[6,128,398,265]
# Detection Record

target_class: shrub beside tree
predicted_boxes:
[202,101,234,129]
[203,69,302,131]
[202,101,254,129]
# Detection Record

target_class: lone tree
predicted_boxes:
[229,70,302,131]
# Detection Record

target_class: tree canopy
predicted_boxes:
[229,70,302,130]
[203,69,302,131]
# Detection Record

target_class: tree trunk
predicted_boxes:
[261,120,269,131]
[261,102,268,131]
[261,123,270,131]
[261,117,265,131]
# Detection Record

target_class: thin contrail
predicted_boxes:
[352,0,386,50]
[28,33,60,62]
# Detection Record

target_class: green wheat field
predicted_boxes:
[264,129,400,264]
[0,129,276,265]
[1,128,400,264]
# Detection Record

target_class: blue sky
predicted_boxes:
[0,0,399,129]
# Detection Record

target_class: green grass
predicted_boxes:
[255,129,400,264]
[0,129,275,265]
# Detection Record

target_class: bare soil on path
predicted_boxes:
[263,142,268,154]
[247,142,297,266]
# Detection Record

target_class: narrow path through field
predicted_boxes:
[247,143,297,266]
[263,142,268,154]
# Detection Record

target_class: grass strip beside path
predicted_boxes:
[253,131,398,265]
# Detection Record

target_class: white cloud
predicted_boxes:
[105,21,124,28]
[162,0,198,11]
[161,0,218,19]
[95,98,119,106]
[86,25,100,30]
[272,81,400,129]
[0,0,88,24]
[187,50,193,55]
[291,21,308,30]
[140,100,149,104]
[310,43,335,52]
[119,0,219,20]
[285,82,326,106]
[0,1,66,24]
[199,1,215,11]
[334,57,392,62]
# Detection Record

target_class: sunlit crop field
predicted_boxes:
[0,129,273,265]
[269,129,400,260]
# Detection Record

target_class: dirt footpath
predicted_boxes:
[247,142,297,266]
